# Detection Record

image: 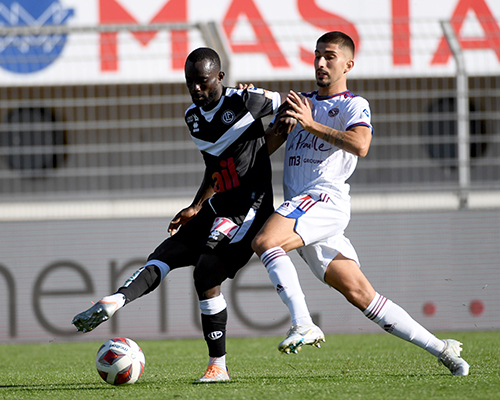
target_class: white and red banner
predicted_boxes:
[0,0,499,85]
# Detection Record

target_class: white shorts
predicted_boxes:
[275,192,360,283]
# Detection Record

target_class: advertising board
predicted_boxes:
[0,0,498,86]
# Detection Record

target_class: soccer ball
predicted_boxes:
[95,337,145,385]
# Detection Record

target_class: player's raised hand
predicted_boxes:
[237,83,255,90]
[286,90,314,130]
[168,206,198,235]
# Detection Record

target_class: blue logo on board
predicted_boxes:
[0,0,74,74]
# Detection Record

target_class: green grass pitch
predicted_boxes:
[1,331,499,400]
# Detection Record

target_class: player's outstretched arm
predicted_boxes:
[236,83,290,155]
[237,83,289,110]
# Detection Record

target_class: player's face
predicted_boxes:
[314,42,353,94]
[185,60,223,109]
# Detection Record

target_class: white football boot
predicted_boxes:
[438,339,470,376]
[72,300,119,333]
[195,365,230,383]
[278,324,325,354]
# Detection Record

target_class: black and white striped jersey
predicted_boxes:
[185,87,281,212]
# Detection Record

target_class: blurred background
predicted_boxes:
[0,0,499,343]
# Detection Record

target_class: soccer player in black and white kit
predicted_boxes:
[72,47,283,383]
[252,31,470,376]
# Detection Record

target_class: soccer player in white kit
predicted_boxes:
[252,31,469,376]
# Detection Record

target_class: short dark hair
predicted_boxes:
[186,47,221,71]
[317,31,355,57]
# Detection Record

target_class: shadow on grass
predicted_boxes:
[0,382,116,391]
[232,368,450,383]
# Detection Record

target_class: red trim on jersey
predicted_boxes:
[347,122,373,135]
[298,195,318,212]
[315,90,357,101]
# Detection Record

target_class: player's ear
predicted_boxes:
[344,59,354,74]
[218,71,225,81]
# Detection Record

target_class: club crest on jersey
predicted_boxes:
[328,107,340,118]
[221,110,235,125]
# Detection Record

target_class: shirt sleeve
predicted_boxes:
[345,97,373,134]
[242,88,281,119]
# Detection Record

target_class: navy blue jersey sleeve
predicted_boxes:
[239,88,281,119]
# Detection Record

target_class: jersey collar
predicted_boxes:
[314,90,352,100]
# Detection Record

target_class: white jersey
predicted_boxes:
[283,90,372,201]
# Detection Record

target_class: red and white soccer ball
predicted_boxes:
[95,337,145,385]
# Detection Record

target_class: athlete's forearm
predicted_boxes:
[191,169,215,210]
[305,122,372,157]
[265,125,287,155]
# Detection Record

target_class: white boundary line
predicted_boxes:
[0,192,498,221]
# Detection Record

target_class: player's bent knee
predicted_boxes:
[193,267,219,297]
[251,233,274,256]
[193,253,228,296]
[250,235,261,254]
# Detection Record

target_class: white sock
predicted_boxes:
[363,293,445,357]
[199,293,227,315]
[261,247,313,326]
[209,355,226,370]
[101,293,126,309]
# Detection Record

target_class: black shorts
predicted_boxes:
[147,190,273,279]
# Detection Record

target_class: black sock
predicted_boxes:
[117,265,162,304]
[201,308,227,358]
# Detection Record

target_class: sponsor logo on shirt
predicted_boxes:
[187,113,200,132]
[186,114,199,123]
[211,217,239,239]
[288,131,332,153]
[212,157,240,193]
